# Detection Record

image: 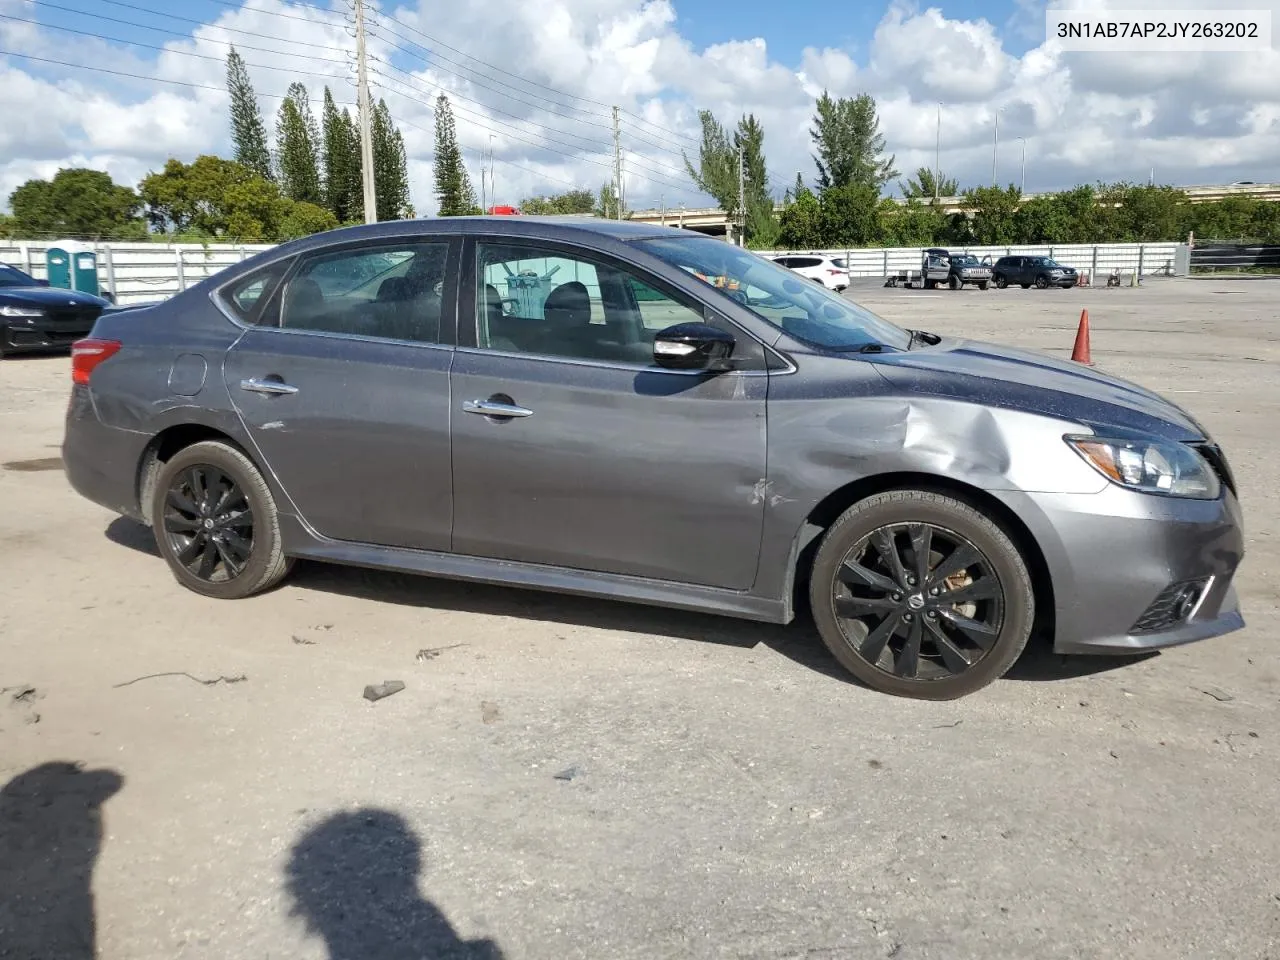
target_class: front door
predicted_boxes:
[449,237,769,590]
[222,237,459,551]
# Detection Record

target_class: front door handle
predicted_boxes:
[240,377,298,396]
[462,398,533,418]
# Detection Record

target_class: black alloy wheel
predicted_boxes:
[994,274,1008,288]
[162,465,254,583]
[150,440,292,599]
[809,490,1034,699]
[831,522,1003,682]
[1034,274,1050,289]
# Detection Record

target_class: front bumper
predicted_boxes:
[996,484,1245,655]
[1,316,96,353]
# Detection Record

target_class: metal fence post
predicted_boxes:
[1091,245,1099,280]
[103,245,118,299]
[882,248,888,276]
[175,248,187,292]
[1137,244,1145,281]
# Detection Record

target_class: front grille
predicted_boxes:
[1194,443,1237,497]
[44,307,100,329]
[1130,577,1212,634]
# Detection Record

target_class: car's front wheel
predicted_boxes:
[150,440,293,599]
[808,490,1035,700]
[1034,275,1050,289]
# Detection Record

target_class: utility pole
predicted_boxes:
[353,0,377,223]
[660,194,665,226]
[479,146,487,213]
[737,143,745,247]
[488,134,496,210]
[1017,137,1026,193]
[611,106,622,220]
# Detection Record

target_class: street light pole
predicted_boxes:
[992,110,999,187]
[935,102,941,200]
[1017,137,1026,193]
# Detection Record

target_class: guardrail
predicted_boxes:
[754,243,1185,281]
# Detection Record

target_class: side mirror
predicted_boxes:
[652,321,736,371]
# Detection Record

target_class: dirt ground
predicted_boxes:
[2,277,1278,960]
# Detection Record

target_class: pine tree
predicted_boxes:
[372,99,411,220]
[225,46,273,181]
[276,83,322,205]
[321,88,352,222]
[809,90,897,192]
[432,95,477,216]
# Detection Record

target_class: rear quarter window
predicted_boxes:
[219,260,290,324]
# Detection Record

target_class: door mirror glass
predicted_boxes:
[652,321,736,371]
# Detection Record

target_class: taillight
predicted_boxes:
[71,338,121,386]
[828,269,844,275]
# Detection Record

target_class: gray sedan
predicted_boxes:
[61,217,1245,699]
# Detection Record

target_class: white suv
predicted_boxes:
[771,254,850,291]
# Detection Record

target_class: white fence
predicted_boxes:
[0,239,1185,306]
[0,241,275,305]
[756,243,1185,281]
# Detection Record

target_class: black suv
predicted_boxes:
[991,256,1078,289]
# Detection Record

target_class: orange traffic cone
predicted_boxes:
[1071,309,1093,365]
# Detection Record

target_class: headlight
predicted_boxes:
[1066,436,1220,499]
[0,305,44,318]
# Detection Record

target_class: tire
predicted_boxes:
[978,280,989,291]
[1034,274,1049,289]
[150,439,293,600]
[948,274,961,290]
[808,490,1035,700]
[923,279,935,290]
[994,274,1008,289]
[1020,282,1031,289]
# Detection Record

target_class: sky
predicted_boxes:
[1,0,1278,217]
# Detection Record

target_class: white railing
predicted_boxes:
[0,241,275,305]
[755,243,1184,280]
[0,239,1186,305]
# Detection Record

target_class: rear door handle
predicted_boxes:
[462,399,533,418]
[240,377,299,396]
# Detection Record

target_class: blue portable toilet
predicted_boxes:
[45,240,101,297]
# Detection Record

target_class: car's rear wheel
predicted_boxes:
[808,490,1034,700]
[150,440,293,599]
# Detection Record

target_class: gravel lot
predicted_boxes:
[2,277,1278,959]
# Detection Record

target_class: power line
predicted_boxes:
[78,0,349,52]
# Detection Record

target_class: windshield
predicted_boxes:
[635,236,911,351]
[954,255,979,266]
[0,264,37,288]
[1039,258,1063,268]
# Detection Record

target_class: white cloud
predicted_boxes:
[2,0,1278,216]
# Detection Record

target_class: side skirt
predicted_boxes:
[278,515,792,625]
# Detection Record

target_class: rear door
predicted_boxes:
[448,235,769,590]
[220,236,460,551]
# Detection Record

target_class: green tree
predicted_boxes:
[321,89,362,224]
[226,46,272,181]
[595,181,622,219]
[278,200,339,239]
[819,184,881,246]
[1112,183,1189,241]
[275,83,323,206]
[520,189,595,214]
[0,214,13,238]
[139,155,256,235]
[777,188,823,248]
[881,199,946,246]
[809,91,897,192]
[683,109,776,244]
[8,168,146,239]
[372,98,411,221]
[432,95,479,216]
[899,166,958,200]
[966,185,1022,244]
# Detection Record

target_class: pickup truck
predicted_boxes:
[883,249,992,290]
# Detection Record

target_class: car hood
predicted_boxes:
[871,337,1207,441]
[0,286,108,308]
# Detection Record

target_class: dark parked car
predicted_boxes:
[0,263,109,356]
[992,255,1079,289]
[62,218,1245,699]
